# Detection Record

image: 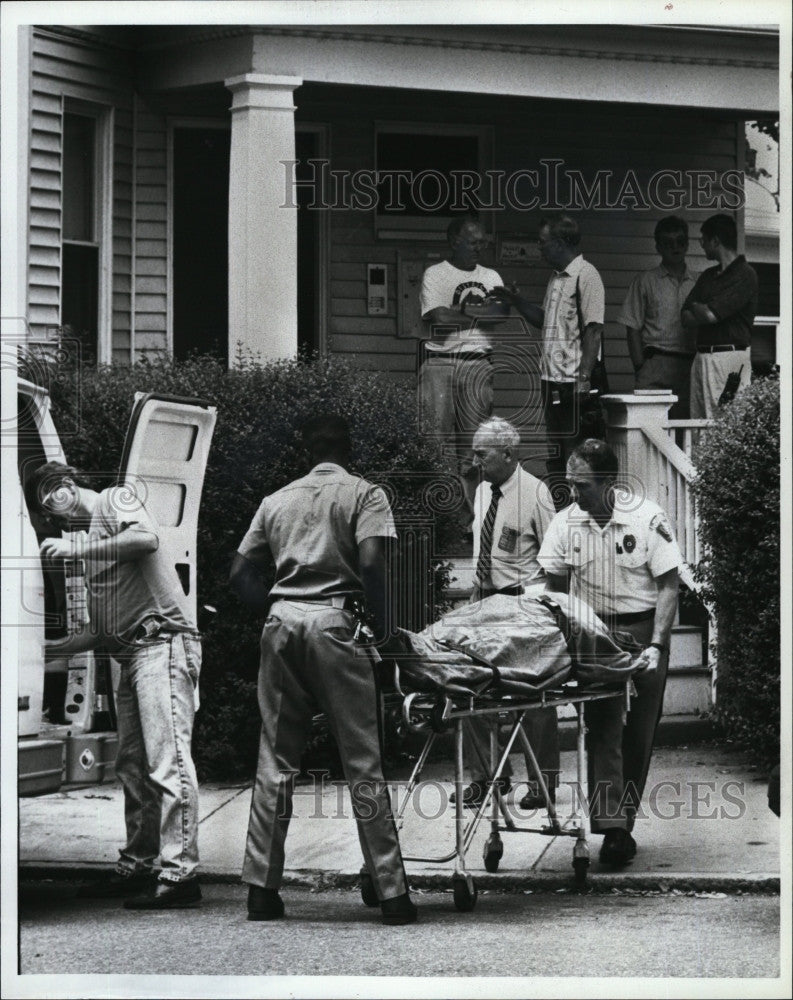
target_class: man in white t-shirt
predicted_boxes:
[419,217,508,515]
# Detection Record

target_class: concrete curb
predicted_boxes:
[19,863,780,895]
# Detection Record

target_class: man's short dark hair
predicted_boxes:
[301,414,351,462]
[570,439,619,477]
[654,216,689,242]
[701,213,738,250]
[539,213,581,248]
[25,460,84,513]
[447,215,480,242]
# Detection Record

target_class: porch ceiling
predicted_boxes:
[131,23,779,115]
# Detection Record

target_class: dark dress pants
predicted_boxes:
[583,615,669,833]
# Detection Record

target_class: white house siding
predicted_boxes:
[132,106,169,359]
[298,85,742,413]
[27,28,136,359]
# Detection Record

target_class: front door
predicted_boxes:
[172,127,230,364]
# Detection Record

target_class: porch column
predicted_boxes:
[225,73,302,363]
[601,393,676,505]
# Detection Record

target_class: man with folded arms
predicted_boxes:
[681,213,758,418]
[619,215,697,419]
[419,216,508,518]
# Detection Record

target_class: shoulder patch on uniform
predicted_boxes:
[650,513,674,543]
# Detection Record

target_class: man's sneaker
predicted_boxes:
[76,870,156,899]
[247,885,285,921]
[380,892,418,926]
[598,828,637,867]
[123,876,202,910]
[450,777,511,808]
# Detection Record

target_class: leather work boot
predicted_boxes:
[247,885,285,921]
[124,876,202,910]
[76,870,156,899]
[598,828,637,868]
[450,777,512,808]
[380,892,418,926]
[519,782,557,811]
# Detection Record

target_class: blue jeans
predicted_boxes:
[114,631,201,882]
[418,354,494,514]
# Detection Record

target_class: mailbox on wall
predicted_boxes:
[367,263,388,316]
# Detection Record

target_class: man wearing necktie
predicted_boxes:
[451,417,560,810]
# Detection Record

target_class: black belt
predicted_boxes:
[427,352,492,363]
[276,595,360,611]
[644,347,695,360]
[697,345,746,354]
[479,584,524,598]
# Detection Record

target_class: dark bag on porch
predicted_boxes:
[575,276,609,439]
[718,365,743,407]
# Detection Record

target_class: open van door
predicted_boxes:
[118,393,217,624]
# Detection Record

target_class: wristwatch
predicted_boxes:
[649,641,667,652]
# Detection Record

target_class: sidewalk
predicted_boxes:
[19,745,779,893]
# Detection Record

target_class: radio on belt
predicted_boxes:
[367,264,387,316]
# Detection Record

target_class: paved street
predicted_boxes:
[17,881,781,981]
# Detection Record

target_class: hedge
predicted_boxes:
[691,376,780,766]
[30,350,464,779]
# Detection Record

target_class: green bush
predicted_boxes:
[36,351,464,779]
[691,376,780,766]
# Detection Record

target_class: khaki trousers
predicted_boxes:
[242,600,408,900]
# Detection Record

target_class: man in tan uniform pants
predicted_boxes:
[230,415,417,925]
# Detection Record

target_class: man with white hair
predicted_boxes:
[452,416,560,810]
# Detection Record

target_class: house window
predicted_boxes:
[374,123,493,240]
[61,107,107,364]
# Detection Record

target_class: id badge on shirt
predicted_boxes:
[497,526,518,553]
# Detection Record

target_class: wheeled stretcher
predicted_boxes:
[360,592,644,912]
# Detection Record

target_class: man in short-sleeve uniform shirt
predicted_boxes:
[682,213,758,418]
[230,415,416,925]
[538,439,681,866]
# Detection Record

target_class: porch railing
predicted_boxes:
[601,394,711,592]
[602,392,715,697]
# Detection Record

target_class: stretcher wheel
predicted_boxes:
[483,835,503,873]
[573,856,589,886]
[360,870,379,907]
[452,875,477,912]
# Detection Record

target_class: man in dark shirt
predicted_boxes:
[681,214,758,418]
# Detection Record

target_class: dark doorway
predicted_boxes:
[296,129,324,355]
[61,243,99,364]
[172,127,230,363]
